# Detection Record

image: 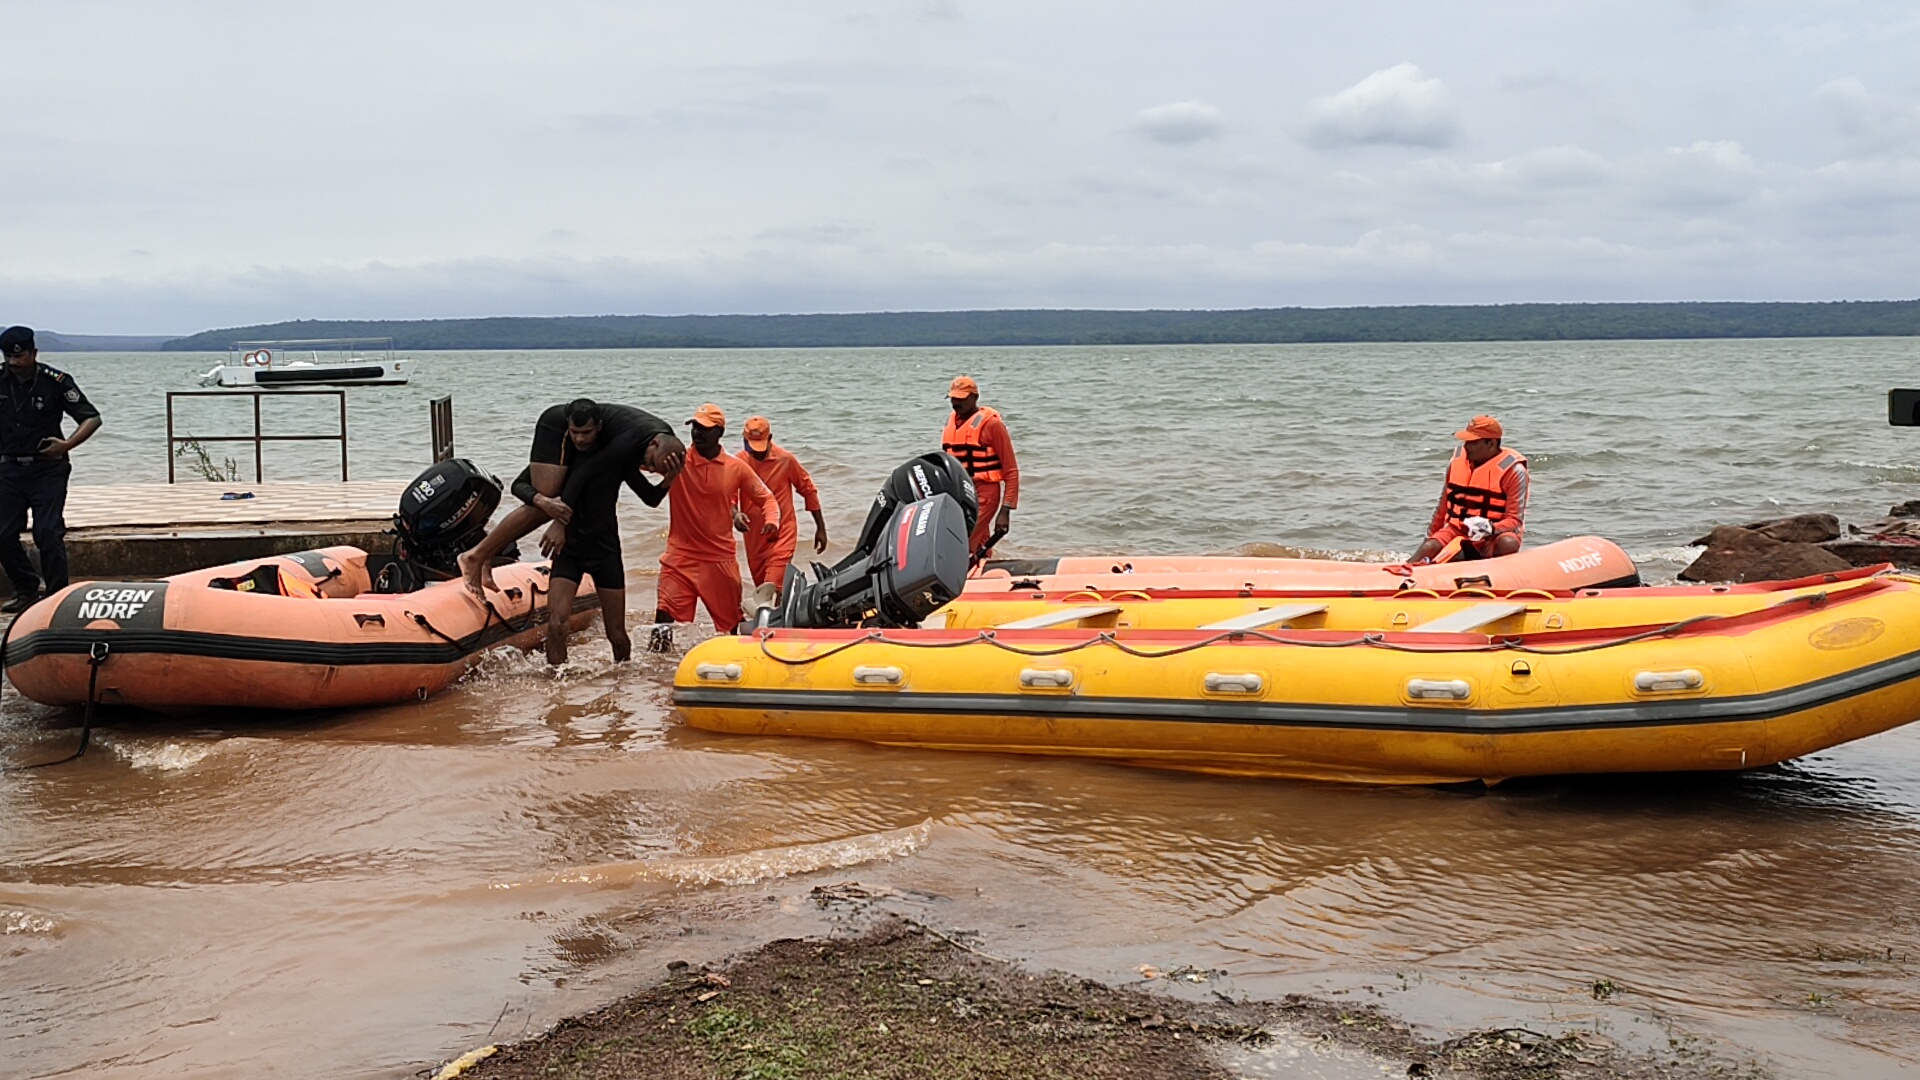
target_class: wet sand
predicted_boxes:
[454,915,1767,1080]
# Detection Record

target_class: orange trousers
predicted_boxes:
[657,557,745,632]
[746,533,797,588]
[970,482,1002,557]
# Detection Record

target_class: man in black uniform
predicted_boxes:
[459,398,684,594]
[0,327,102,613]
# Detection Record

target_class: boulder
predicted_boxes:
[1891,500,1920,519]
[1730,543,1852,583]
[1680,525,1852,583]
[1688,513,1840,546]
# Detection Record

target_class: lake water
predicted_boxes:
[4,339,1919,1078]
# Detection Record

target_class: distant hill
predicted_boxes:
[151,299,1920,352]
[38,332,178,352]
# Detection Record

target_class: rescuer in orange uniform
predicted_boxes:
[941,375,1018,556]
[650,404,779,652]
[739,415,827,604]
[1411,414,1529,564]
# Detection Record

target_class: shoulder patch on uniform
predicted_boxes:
[64,388,80,402]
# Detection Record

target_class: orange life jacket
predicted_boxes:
[942,406,1006,484]
[1441,446,1526,528]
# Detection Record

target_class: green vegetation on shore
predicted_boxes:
[159,299,1920,352]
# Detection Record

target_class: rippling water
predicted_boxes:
[5,340,1920,1078]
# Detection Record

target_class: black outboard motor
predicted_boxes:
[766,452,978,629]
[389,458,503,582]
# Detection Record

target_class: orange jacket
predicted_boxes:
[665,448,779,564]
[743,443,820,550]
[1428,446,1528,541]
[942,406,1020,507]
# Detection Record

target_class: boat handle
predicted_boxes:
[695,662,743,683]
[1019,668,1074,689]
[852,665,904,686]
[1634,669,1704,693]
[1204,672,1263,694]
[1407,678,1471,701]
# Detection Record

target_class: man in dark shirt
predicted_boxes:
[0,327,102,613]
[508,462,668,665]
[459,398,683,594]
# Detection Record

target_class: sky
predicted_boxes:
[3,0,1918,333]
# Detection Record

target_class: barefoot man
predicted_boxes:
[461,399,683,593]
[513,456,670,666]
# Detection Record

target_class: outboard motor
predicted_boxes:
[766,452,978,629]
[386,458,503,586]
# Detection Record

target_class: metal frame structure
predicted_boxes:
[165,389,349,483]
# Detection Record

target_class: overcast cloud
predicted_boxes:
[2,0,1917,333]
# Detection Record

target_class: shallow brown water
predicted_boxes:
[9,339,1920,1077]
[6,557,1919,1079]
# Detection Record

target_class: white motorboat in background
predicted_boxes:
[199,338,413,387]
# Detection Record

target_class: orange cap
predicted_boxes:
[690,403,726,429]
[1453,414,1503,441]
[743,415,772,450]
[948,375,979,398]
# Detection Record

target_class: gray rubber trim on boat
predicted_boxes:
[672,644,1920,736]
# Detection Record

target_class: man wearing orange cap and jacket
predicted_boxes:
[1412,414,1528,564]
[941,375,1018,557]
[740,415,827,603]
[650,403,780,652]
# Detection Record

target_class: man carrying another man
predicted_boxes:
[739,415,826,605]
[650,404,779,652]
[940,375,1018,558]
[460,399,683,595]
[1411,414,1528,565]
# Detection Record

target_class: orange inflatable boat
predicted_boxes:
[2,546,597,711]
[968,536,1639,595]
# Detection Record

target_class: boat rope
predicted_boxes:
[411,612,467,648]
[750,590,1839,667]
[3,639,109,771]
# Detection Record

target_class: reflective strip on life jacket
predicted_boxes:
[942,406,1004,483]
[1441,447,1526,528]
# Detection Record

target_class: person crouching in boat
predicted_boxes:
[739,415,827,607]
[460,399,684,594]
[648,404,780,653]
[1410,414,1528,565]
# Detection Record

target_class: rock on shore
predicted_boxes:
[1680,508,1920,583]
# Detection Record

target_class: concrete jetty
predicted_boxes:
[4,479,408,594]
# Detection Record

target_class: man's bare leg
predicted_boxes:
[599,587,630,662]
[546,575,580,666]
[463,463,569,594]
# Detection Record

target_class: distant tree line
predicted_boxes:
[158,300,1920,352]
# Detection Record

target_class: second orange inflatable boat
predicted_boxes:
[3,546,598,711]
[968,536,1639,595]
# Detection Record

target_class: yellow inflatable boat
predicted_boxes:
[674,568,1920,784]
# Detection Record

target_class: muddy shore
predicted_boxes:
[442,907,1769,1080]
